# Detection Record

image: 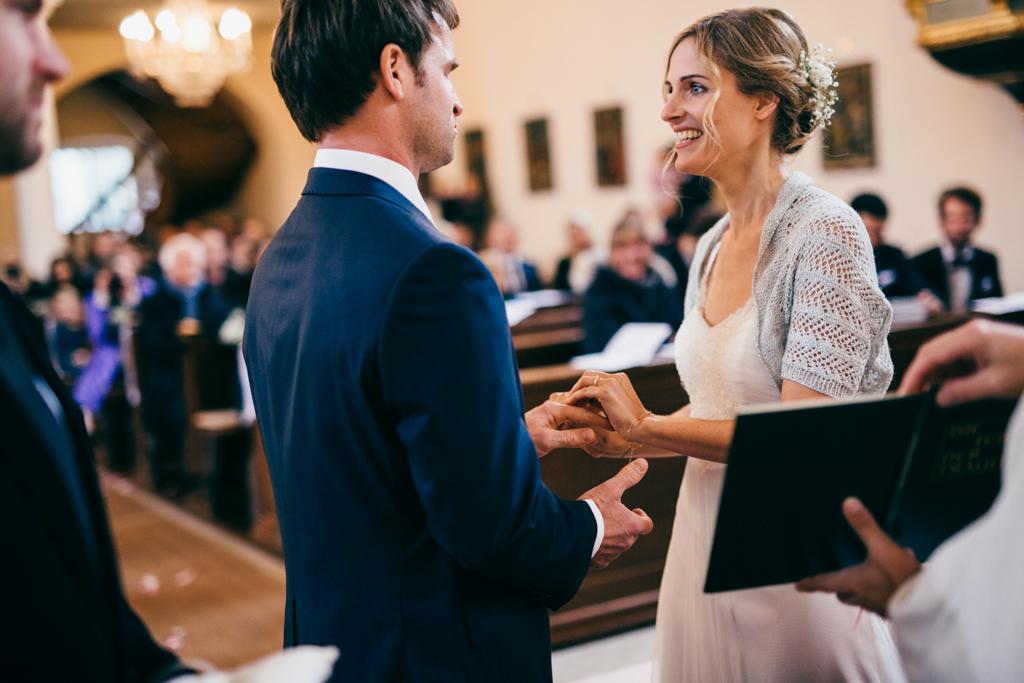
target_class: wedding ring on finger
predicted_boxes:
[594,375,600,386]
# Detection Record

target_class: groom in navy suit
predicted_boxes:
[244,1,654,681]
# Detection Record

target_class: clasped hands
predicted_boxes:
[524,371,655,569]
[530,370,651,461]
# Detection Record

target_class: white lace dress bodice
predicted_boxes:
[650,256,905,683]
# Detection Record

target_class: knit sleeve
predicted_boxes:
[781,208,893,398]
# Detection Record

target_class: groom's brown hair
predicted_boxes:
[272,0,460,143]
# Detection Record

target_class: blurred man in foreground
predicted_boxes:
[0,2,334,680]
[798,319,1024,682]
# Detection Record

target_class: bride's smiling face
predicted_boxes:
[661,37,770,178]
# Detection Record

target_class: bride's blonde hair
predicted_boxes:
[666,7,821,157]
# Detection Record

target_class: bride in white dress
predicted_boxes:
[566,8,905,682]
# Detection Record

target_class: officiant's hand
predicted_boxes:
[795,497,920,616]
[900,319,1024,406]
[581,459,655,569]
[563,371,648,438]
[525,401,614,457]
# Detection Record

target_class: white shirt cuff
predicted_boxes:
[582,499,604,558]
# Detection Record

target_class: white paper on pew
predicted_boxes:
[505,299,539,326]
[972,292,1024,315]
[570,323,673,373]
[515,289,571,309]
[889,296,928,325]
[656,342,676,359]
[506,290,572,326]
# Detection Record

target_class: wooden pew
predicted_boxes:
[512,303,584,368]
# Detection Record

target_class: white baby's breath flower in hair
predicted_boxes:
[798,44,839,127]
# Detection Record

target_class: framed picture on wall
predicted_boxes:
[594,107,627,187]
[464,129,488,185]
[525,118,553,191]
[823,63,876,170]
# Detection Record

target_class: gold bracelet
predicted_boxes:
[625,410,653,462]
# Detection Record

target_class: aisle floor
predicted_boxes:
[104,471,656,678]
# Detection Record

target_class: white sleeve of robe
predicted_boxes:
[887,395,1024,683]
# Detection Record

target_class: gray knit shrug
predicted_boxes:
[684,172,894,399]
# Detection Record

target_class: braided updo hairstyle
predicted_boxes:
[667,7,823,156]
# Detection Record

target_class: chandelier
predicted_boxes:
[119,1,252,107]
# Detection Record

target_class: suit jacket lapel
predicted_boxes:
[0,287,116,603]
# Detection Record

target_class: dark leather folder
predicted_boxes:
[704,391,1015,593]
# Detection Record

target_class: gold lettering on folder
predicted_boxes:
[932,416,1006,482]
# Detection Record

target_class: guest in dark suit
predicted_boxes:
[584,221,684,353]
[137,233,230,494]
[912,187,1003,312]
[850,193,943,313]
[246,2,653,681]
[0,4,187,679]
[479,216,543,296]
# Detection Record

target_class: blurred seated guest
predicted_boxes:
[656,207,723,308]
[913,187,1002,313]
[37,254,87,299]
[137,233,229,494]
[583,220,683,353]
[77,230,117,292]
[618,207,680,290]
[1,246,37,297]
[440,172,490,248]
[552,208,605,294]
[225,232,256,308]
[851,193,943,314]
[200,227,230,289]
[480,217,542,297]
[45,285,90,385]
[74,246,157,470]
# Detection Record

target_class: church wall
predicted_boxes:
[41,1,1024,292]
[449,0,1024,291]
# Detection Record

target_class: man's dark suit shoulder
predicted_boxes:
[0,285,181,682]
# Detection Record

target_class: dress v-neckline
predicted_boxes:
[697,240,754,329]
[698,297,753,330]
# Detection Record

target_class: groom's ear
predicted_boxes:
[380,44,413,102]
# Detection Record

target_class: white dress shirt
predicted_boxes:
[939,242,975,314]
[314,149,434,225]
[313,148,604,558]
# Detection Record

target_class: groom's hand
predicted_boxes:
[581,459,654,569]
[526,401,613,457]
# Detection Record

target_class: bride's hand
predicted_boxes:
[549,390,630,459]
[564,371,650,439]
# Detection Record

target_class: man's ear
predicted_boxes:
[380,44,413,102]
[753,92,779,121]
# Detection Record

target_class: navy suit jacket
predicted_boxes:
[244,169,596,683]
[911,246,1003,308]
[0,285,181,682]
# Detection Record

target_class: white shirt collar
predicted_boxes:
[940,241,974,265]
[313,149,434,225]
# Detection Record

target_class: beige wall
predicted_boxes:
[449,0,1024,291]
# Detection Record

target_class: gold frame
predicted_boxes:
[905,0,1024,50]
